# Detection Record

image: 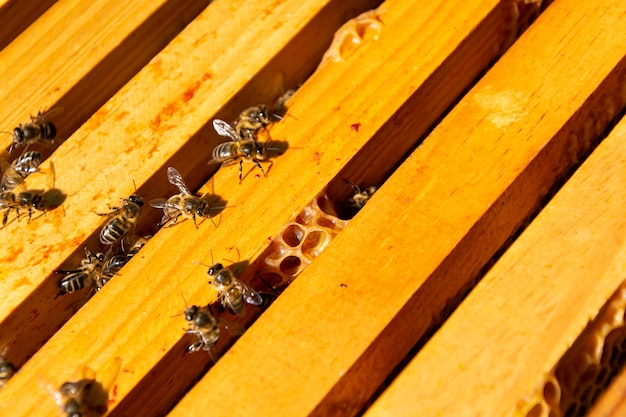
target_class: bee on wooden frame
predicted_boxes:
[56,247,105,295]
[45,357,121,417]
[7,107,63,153]
[343,179,377,209]
[0,189,47,227]
[123,235,151,261]
[97,186,144,245]
[0,346,15,389]
[209,119,275,183]
[197,258,263,316]
[149,167,217,229]
[0,159,56,227]
[1,150,43,191]
[94,254,128,292]
[233,105,272,140]
[181,298,245,361]
[183,303,221,359]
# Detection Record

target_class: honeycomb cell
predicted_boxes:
[296,206,316,226]
[301,231,328,260]
[542,378,560,407]
[513,279,626,417]
[280,256,302,276]
[318,9,383,66]
[525,403,544,417]
[260,188,350,287]
[283,224,305,247]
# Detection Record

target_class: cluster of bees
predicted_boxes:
[2,87,378,415]
[0,108,62,226]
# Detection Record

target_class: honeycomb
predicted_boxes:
[513,280,626,417]
[317,9,383,67]
[257,190,349,287]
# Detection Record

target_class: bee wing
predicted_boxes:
[148,198,169,209]
[167,167,191,195]
[213,119,241,142]
[238,280,263,306]
[35,107,64,123]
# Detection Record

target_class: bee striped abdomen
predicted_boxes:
[59,273,88,294]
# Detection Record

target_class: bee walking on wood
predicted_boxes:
[56,248,106,294]
[123,235,150,261]
[7,107,63,153]
[94,254,127,292]
[149,167,216,229]
[1,150,43,191]
[0,159,56,227]
[343,179,377,209]
[0,347,15,389]
[233,105,272,140]
[184,304,221,357]
[46,357,121,417]
[209,119,273,183]
[97,190,144,245]
[0,189,46,227]
[201,260,263,316]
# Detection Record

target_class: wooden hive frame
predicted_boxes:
[0,0,625,416]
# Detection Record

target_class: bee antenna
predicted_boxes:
[192,260,212,268]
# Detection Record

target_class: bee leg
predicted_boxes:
[96,205,120,216]
[238,160,243,184]
[255,160,266,177]
[191,213,199,229]
[187,341,203,353]
[2,210,10,227]
[166,213,182,227]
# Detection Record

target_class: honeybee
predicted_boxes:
[183,304,221,357]
[97,192,144,245]
[9,107,63,153]
[0,158,56,226]
[123,235,150,261]
[149,167,215,228]
[0,347,15,389]
[205,262,262,316]
[233,105,271,139]
[1,150,43,191]
[48,357,121,417]
[0,189,46,227]
[209,119,270,183]
[343,179,377,209]
[94,254,127,292]
[56,248,105,294]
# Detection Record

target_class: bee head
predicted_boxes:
[254,142,267,160]
[208,263,223,276]
[128,194,144,207]
[184,305,199,321]
[12,127,25,144]
[255,105,270,124]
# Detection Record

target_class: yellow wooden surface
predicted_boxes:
[0,0,623,415]
[364,114,626,416]
[0,0,211,153]
[0,0,385,415]
[168,0,626,416]
[0,0,57,51]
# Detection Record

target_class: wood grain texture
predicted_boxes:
[0,0,211,154]
[0,0,622,416]
[364,114,626,416]
[0,0,384,415]
[168,0,626,415]
[0,0,57,51]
